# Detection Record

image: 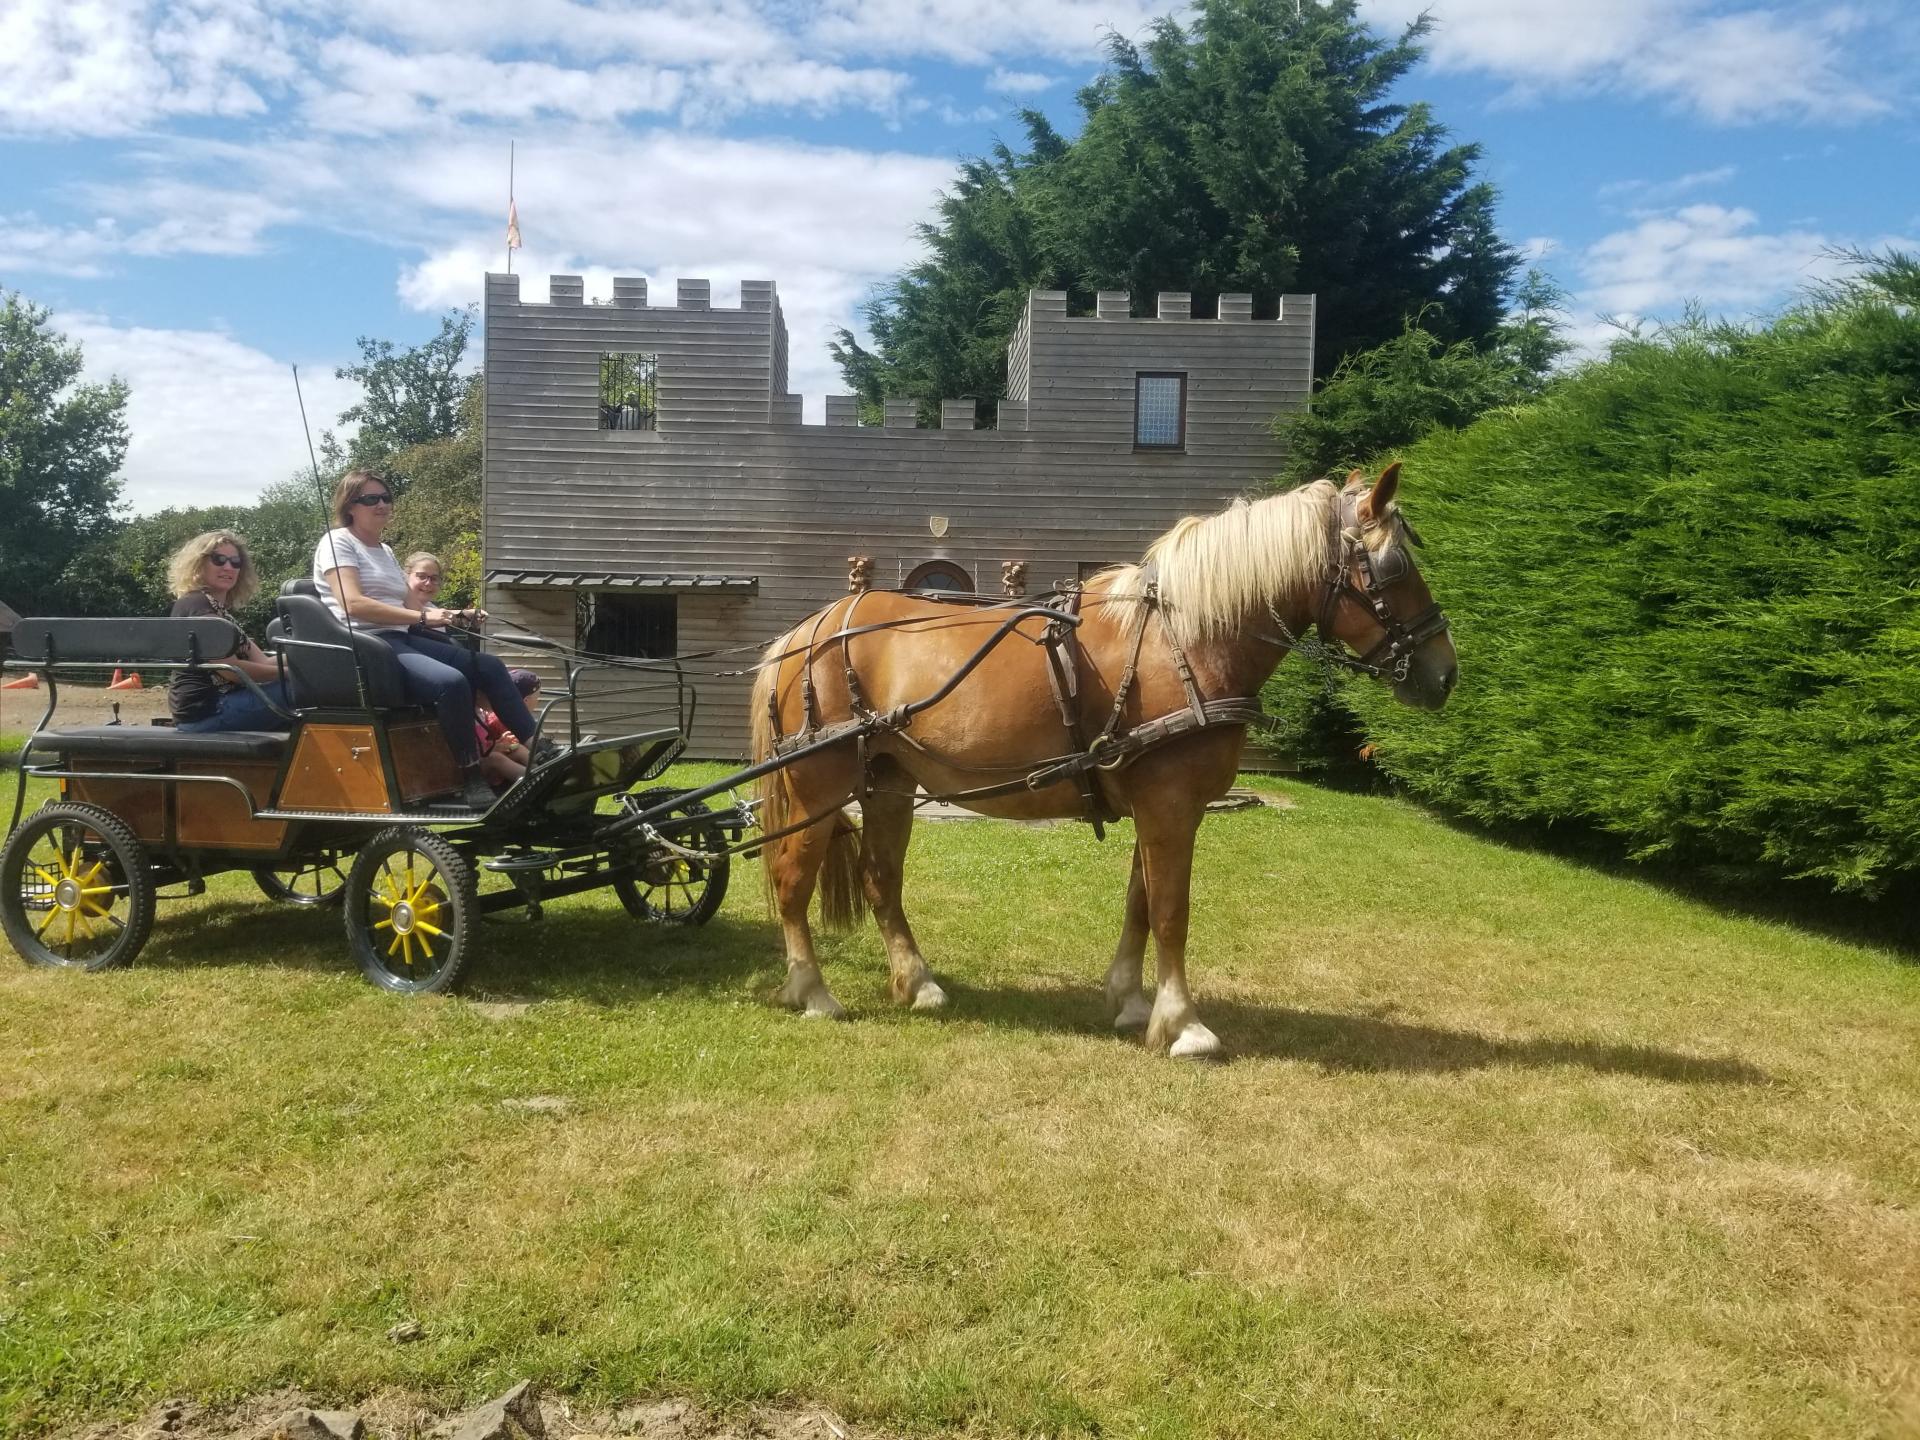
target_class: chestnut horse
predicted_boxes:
[749,463,1456,1058]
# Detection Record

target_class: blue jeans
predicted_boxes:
[177,680,294,733]
[382,630,537,767]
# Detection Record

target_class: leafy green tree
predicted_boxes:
[1276,270,1572,486]
[386,384,483,607]
[0,292,130,614]
[333,306,477,468]
[836,0,1519,410]
[1339,251,1920,895]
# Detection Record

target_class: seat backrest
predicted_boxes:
[274,590,411,709]
[10,616,243,668]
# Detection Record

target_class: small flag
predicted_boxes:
[506,199,522,251]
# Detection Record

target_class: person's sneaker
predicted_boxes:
[459,769,497,811]
[529,737,564,768]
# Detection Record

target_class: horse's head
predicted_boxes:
[1319,462,1457,710]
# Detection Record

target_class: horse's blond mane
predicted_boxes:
[1093,480,1340,646]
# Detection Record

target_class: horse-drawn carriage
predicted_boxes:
[2,579,747,993]
[6,466,1454,1057]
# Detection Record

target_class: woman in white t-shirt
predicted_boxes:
[313,469,543,809]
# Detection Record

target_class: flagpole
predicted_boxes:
[507,141,515,275]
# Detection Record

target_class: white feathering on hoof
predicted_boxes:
[803,990,846,1021]
[911,980,948,1011]
[1169,1023,1222,1060]
[1113,994,1153,1032]
[777,966,846,1020]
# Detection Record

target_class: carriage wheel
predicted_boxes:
[252,850,349,908]
[0,802,157,972]
[613,790,730,926]
[344,828,476,994]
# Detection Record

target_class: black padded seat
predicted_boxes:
[274,576,412,708]
[25,726,290,762]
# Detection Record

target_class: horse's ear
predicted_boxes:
[1343,468,1366,491]
[1360,461,1402,523]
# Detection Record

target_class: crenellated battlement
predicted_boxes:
[486,273,1311,435]
[486,272,781,312]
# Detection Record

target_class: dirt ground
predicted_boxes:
[61,1389,890,1440]
[2,683,171,734]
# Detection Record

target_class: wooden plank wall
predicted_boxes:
[484,277,1315,758]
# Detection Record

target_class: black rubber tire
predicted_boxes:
[343,827,476,994]
[0,801,157,971]
[252,850,349,908]
[613,789,731,926]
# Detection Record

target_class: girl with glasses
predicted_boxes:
[164,530,293,733]
[314,471,543,808]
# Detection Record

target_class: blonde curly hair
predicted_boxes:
[167,530,259,608]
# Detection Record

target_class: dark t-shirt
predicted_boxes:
[166,590,236,722]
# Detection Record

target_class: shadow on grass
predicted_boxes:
[135,893,783,999]
[947,979,1766,1084]
[1417,805,1920,964]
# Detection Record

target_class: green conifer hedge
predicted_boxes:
[1336,257,1920,894]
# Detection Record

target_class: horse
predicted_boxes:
[748,462,1456,1059]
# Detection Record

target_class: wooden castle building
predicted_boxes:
[481,273,1315,757]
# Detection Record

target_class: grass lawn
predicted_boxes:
[1,767,1916,1439]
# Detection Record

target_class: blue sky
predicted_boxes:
[3,0,1916,513]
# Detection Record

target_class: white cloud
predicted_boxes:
[58,314,359,513]
[988,67,1058,93]
[387,131,954,418]
[1577,204,1839,318]
[1358,0,1891,124]
[1597,167,1737,206]
[0,0,290,136]
[804,0,1169,64]
[6,187,297,277]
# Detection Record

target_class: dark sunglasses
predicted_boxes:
[351,491,394,506]
[208,553,244,569]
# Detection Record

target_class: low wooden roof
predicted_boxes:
[484,572,757,593]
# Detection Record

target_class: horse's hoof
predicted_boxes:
[1169,1023,1223,1061]
[911,979,948,1011]
[801,997,847,1021]
[1113,994,1152,1032]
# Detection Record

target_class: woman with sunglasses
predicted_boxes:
[314,471,543,808]
[165,529,293,733]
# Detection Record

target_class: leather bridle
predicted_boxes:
[1279,489,1451,685]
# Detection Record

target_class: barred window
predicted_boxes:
[577,591,676,659]
[1134,372,1186,449]
[600,353,658,431]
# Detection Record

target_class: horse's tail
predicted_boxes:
[750,625,867,931]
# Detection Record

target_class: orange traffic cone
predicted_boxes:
[107,671,144,690]
[2,672,40,689]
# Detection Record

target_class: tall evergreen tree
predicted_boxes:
[0,292,130,615]
[835,0,1518,412]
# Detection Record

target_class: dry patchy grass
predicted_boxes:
[1,772,1917,1438]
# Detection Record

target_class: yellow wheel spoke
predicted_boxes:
[79,884,114,897]
[414,929,436,960]
[387,930,403,956]
[79,860,106,886]
[67,845,83,880]
[36,905,61,938]
[413,918,445,939]
[400,931,415,968]
[79,900,110,918]
[372,918,394,933]
[73,909,96,939]
[31,864,59,888]
[64,908,78,946]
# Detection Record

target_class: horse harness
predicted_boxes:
[767,490,1445,836]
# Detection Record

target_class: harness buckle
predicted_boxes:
[1087,733,1129,771]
